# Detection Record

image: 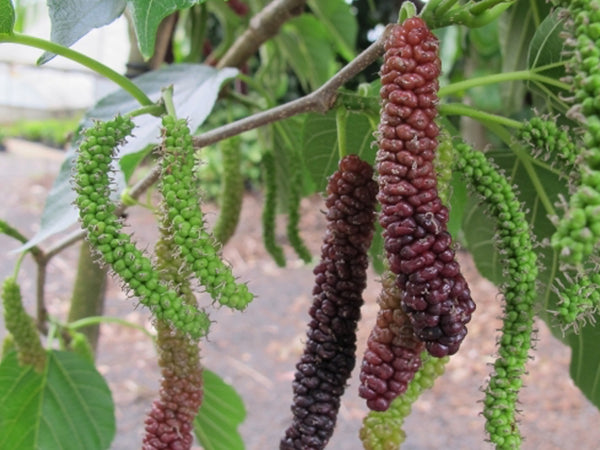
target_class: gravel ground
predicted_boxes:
[1,138,600,449]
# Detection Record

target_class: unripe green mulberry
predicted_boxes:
[160,116,253,311]
[358,271,425,412]
[360,353,447,450]
[454,141,537,449]
[517,117,580,170]
[1,276,46,372]
[377,17,475,357]
[212,136,244,245]
[261,151,286,266]
[281,155,378,450]
[73,116,210,339]
[551,0,600,263]
[286,147,312,263]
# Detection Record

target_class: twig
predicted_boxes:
[193,26,390,147]
[216,0,307,69]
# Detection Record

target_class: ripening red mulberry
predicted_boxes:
[358,271,425,411]
[377,17,475,357]
[281,154,378,450]
[142,321,203,450]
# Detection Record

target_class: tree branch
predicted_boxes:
[43,24,390,258]
[216,0,307,69]
[194,25,390,147]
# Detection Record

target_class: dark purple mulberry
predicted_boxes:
[377,18,475,357]
[281,155,378,450]
[358,272,425,411]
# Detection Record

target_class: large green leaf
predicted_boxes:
[0,350,115,449]
[40,0,126,64]
[569,325,600,407]
[302,110,376,194]
[127,0,201,59]
[194,369,245,450]
[15,64,237,252]
[0,0,15,34]
[460,143,600,409]
[306,0,358,62]
[498,0,551,113]
[42,0,203,62]
[526,8,569,113]
[275,15,338,92]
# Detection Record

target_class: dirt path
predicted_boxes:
[1,139,599,449]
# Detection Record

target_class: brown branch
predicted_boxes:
[216,0,307,69]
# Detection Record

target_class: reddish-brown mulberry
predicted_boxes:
[377,18,475,357]
[358,272,425,411]
[142,322,203,450]
[281,155,378,450]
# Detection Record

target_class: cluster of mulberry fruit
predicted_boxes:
[281,154,378,450]
[376,17,475,357]
[551,0,600,263]
[73,116,211,338]
[454,141,537,449]
[159,116,253,311]
[358,271,425,411]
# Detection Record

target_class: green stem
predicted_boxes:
[68,316,155,339]
[439,70,570,98]
[127,104,165,118]
[0,33,154,107]
[439,103,523,129]
[469,0,514,16]
[336,107,348,159]
[532,60,567,73]
[435,0,460,17]
[162,85,176,117]
[484,121,557,218]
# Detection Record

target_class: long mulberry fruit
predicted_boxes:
[358,271,425,411]
[142,236,203,450]
[159,116,253,311]
[280,154,378,450]
[376,17,475,357]
[455,140,537,448]
[1,276,46,372]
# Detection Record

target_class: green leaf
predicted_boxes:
[272,116,306,209]
[498,0,551,113]
[569,325,600,407]
[127,0,201,59]
[16,64,237,252]
[275,15,338,92]
[194,369,246,450]
[40,0,126,64]
[0,0,15,34]
[302,110,376,194]
[306,0,357,62]
[526,8,569,113]
[0,350,115,450]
